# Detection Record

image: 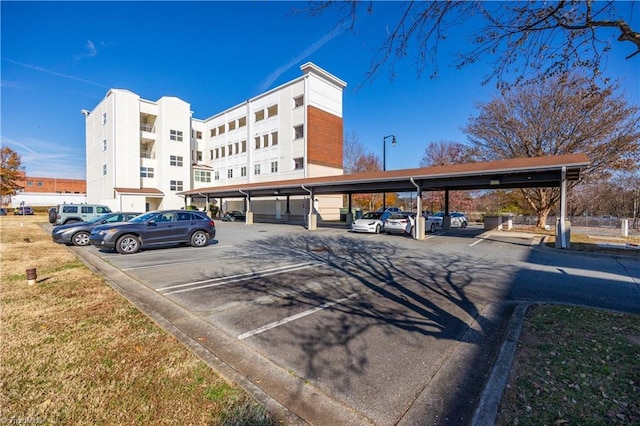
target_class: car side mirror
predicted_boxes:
[148,220,156,226]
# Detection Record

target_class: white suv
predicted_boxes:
[49,204,112,225]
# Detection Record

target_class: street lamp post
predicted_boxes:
[382,134,397,210]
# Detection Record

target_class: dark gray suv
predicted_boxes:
[89,210,216,254]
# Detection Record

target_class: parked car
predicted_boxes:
[425,212,468,233]
[89,210,216,254]
[351,211,385,234]
[0,207,7,216]
[384,212,416,236]
[49,203,112,225]
[52,212,142,246]
[221,210,246,222]
[14,206,34,215]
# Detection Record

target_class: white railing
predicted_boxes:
[140,123,154,132]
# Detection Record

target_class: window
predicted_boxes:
[210,129,216,138]
[103,112,107,125]
[238,116,247,127]
[103,139,107,151]
[241,166,247,177]
[255,109,264,122]
[102,164,107,175]
[196,131,202,139]
[254,164,261,175]
[81,206,94,214]
[228,120,236,131]
[170,129,183,141]
[255,137,260,150]
[169,180,183,191]
[196,151,202,162]
[140,167,155,178]
[294,95,304,108]
[37,181,43,187]
[294,125,304,139]
[170,155,183,167]
[294,157,304,169]
[215,171,220,180]
[27,181,33,187]
[210,150,214,160]
[271,161,278,173]
[177,212,193,221]
[194,170,211,182]
[221,147,226,158]
[215,148,219,159]
[263,135,269,148]
[234,142,239,155]
[267,104,278,117]
[228,144,232,156]
[227,169,233,178]
[218,124,225,135]
[271,132,278,146]
[241,140,247,153]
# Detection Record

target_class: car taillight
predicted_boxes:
[209,220,215,226]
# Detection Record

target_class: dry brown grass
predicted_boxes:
[0,214,276,425]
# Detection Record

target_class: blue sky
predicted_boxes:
[2,1,638,180]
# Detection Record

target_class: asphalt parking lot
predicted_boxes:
[72,220,640,425]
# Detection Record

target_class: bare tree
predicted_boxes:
[464,72,640,227]
[302,1,639,87]
[419,141,473,167]
[343,130,367,174]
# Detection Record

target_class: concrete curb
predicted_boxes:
[471,303,530,426]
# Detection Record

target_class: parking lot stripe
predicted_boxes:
[469,236,488,247]
[159,262,322,295]
[237,292,360,340]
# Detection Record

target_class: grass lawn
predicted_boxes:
[0,214,278,425]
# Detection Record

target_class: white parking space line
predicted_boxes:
[237,292,361,340]
[469,236,487,247]
[158,262,322,295]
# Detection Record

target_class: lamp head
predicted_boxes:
[392,136,397,146]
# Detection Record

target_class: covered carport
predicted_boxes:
[180,153,590,248]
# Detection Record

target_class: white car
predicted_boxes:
[425,212,468,233]
[351,211,385,234]
[384,212,415,235]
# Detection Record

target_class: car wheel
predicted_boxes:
[430,223,437,233]
[190,230,208,247]
[462,221,468,228]
[72,231,90,246]
[116,234,140,254]
[375,224,381,234]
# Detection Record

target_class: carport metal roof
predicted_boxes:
[180,153,590,198]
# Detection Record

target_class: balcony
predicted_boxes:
[141,150,156,159]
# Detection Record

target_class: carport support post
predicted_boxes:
[286,196,291,222]
[346,194,354,226]
[241,191,254,225]
[307,188,317,230]
[555,167,570,249]
[443,189,452,230]
[411,179,425,240]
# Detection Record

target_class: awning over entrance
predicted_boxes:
[180,153,590,198]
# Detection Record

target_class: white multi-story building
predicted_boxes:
[83,62,346,219]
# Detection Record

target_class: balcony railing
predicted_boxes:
[141,150,155,159]
[140,123,154,132]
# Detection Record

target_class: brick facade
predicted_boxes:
[307,105,343,169]
[17,173,86,194]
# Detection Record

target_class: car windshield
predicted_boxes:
[129,211,159,223]
[87,214,111,224]
[389,213,407,220]
[361,212,382,220]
